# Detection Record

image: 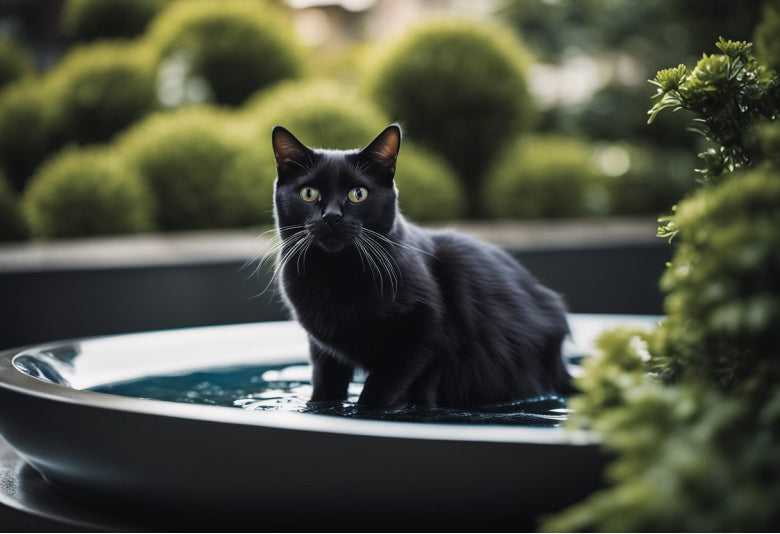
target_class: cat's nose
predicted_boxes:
[322,208,342,226]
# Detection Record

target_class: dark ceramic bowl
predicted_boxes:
[0,315,658,530]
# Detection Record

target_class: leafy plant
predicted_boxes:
[544,35,780,533]
[148,0,304,107]
[23,147,155,238]
[61,0,169,42]
[117,106,267,230]
[363,18,535,216]
[648,38,779,182]
[0,169,26,240]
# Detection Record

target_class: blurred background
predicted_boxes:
[0,0,765,239]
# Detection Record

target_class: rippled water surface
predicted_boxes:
[90,363,572,426]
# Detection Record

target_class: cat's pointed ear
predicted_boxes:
[272,126,310,178]
[360,124,401,177]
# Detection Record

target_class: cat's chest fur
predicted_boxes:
[279,247,432,368]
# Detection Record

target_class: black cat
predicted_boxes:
[271,124,573,408]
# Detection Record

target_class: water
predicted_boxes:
[90,363,572,426]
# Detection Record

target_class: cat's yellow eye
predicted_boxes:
[348,186,368,203]
[299,186,319,203]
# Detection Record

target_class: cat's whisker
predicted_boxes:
[362,227,438,259]
[356,233,400,300]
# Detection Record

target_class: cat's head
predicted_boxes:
[272,125,401,254]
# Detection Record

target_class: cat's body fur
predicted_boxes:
[272,125,572,408]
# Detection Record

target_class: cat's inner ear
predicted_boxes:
[360,124,401,175]
[272,126,309,172]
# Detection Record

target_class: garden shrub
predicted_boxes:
[0,80,57,191]
[544,37,780,532]
[0,170,26,240]
[23,146,155,238]
[363,19,535,215]
[754,0,780,70]
[61,0,169,42]
[117,107,267,230]
[482,135,608,219]
[395,143,466,221]
[245,80,389,149]
[0,39,33,90]
[48,42,157,146]
[651,166,780,388]
[148,0,304,107]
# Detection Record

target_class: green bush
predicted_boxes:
[48,43,157,146]
[117,107,268,230]
[0,80,57,190]
[755,0,780,70]
[245,80,389,149]
[61,0,169,42]
[395,143,466,221]
[482,135,608,218]
[0,39,33,90]
[0,169,26,240]
[652,165,780,389]
[363,19,535,215]
[148,0,304,107]
[23,147,155,238]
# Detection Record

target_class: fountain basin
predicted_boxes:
[0,315,659,530]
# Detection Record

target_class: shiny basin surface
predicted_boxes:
[0,315,659,530]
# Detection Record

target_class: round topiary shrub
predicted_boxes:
[148,0,304,107]
[363,19,535,215]
[48,43,157,146]
[0,39,33,90]
[245,80,390,149]
[755,0,780,71]
[483,135,609,219]
[0,169,26,240]
[23,146,155,238]
[118,107,268,230]
[61,0,169,42]
[395,143,466,221]
[0,80,58,191]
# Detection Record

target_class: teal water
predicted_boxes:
[90,363,571,426]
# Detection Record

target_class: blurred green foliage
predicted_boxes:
[48,42,157,145]
[363,19,535,216]
[545,36,780,532]
[245,80,389,149]
[148,0,304,107]
[24,146,155,238]
[394,143,466,222]
[0,169,26,240]
[61,0,170,42]
[0,80,58,190]
[484,135,608,219]
[0,39,33,90]
[117,106,267,230]
[0,0,772,238]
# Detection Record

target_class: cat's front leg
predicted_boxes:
[358,349,436,408]
[309,341,354,402]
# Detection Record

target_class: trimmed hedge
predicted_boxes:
[117,107,268,230]
[0,169,26,240]
[0,39,33,90]
[23,147,155,238]
[48,42,157,145]
[245,80,389,149]
[61,0,169,42]
[0,80,57,191]
[363,19,535,214]
[395,143,466,221]
[148,0,305,107]
[483,135,608,219]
